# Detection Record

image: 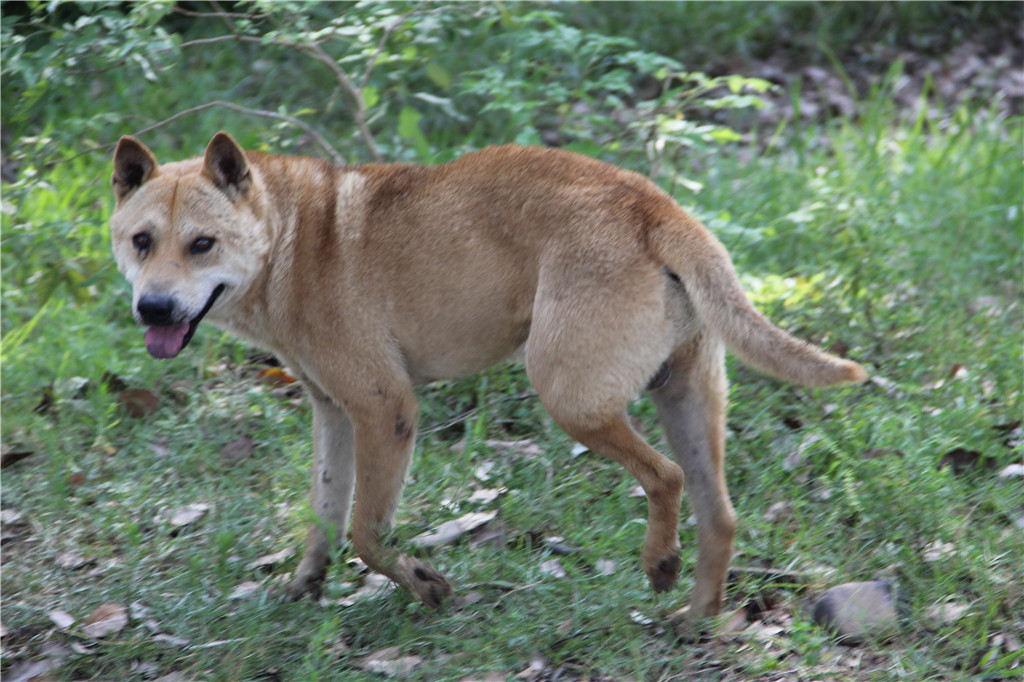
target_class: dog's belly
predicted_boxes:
[399,306,532,384]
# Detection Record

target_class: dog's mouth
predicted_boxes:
[144,284,225,359]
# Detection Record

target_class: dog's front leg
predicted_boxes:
[284,391,356,600]
[346,383,454,609]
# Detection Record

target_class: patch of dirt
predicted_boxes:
[711,19,1023,128]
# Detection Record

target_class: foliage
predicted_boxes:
[2,2,1022,680]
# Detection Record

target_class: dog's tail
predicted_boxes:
[648,216,867,387]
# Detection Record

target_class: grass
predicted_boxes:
[2,4,1022,681]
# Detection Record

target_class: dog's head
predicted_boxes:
[110,132,269,359]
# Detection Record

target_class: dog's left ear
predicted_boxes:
[112,136,159,202]
[203,132,251,201]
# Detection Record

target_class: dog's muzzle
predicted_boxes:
[138,284,225,359]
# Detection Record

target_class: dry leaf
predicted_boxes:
[539,558,566,578]
[257,367,298,387]
[220,436,255,465]
[48,610,75,629]
[938,448,994,475]
[360,646,423,676]
[999,463,1024,478]
[411,510,497,548]
[923,540,957,561]
[228,581,261,600]
[154,503,210,529]
[4,659,55,682]
[924,601,970,626]
[82,603,128,638]
[55,552,89,570]
[468,487,505,505]
[1,449,34,468]
[248,547,295,571]
[117,388,160,418]
[485,439,543,459]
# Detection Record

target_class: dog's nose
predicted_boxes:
[137,294,176,325]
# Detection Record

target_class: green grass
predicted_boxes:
[2,4,1022,681]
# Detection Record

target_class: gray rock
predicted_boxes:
[812,580,900,644]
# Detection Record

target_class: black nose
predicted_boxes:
[137,294,176,325]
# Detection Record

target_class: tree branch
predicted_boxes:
[47,101,344,167]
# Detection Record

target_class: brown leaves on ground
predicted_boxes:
[81,603,128,638]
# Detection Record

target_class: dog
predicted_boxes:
[110,132,866,629]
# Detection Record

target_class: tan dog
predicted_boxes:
[110,132,865,627]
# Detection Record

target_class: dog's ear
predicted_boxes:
[112,136,159,202]
[202,132,251,201]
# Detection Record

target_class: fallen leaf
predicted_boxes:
[228,581,261,600]
[48,610,75,629]
[153,633,192,647]
[595,559,617,576]
[248,547,295,571]
[118,388,160,418]
[220,436,255,465]
[999,463,1024,478]
[340,572,395,606]
[485,439,542,459]
[361,646,423,676]
[762,500,790,521]
[82,603,128,638]
[1,449,34,468]
[257,367,298,387]
[938,448,994,475]
[468,487,505,505]
[411,510,497,548]
[129,601,152,620]
[154,503,210,530]
[923,540,957,561]
[924,601,970,626]
[544,536,580,555]
[4,659,55,682]
[132,660,160,676]
[516,653,549,680]
[539,558,566,578]
[55,552,90,570]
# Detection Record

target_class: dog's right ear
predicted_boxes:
[112,136,159,202]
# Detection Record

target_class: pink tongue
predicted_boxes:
[144,324,189,359]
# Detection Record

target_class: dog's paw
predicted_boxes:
[665,604,729,642]
[647,552,682,593]
[402,558,454,609]
[281,570,325,602]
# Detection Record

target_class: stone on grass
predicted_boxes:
[812,580,900,645]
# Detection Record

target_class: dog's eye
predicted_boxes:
[132,232,152,251]
[190,237,216,254]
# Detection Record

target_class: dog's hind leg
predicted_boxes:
[526,260,685,593]
[649,334,736,630]
[284,390,356,600]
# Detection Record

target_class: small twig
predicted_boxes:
[47,101,344,167]
[171,5,267,21]
[171,34,381,161]
[300,43,382,161]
